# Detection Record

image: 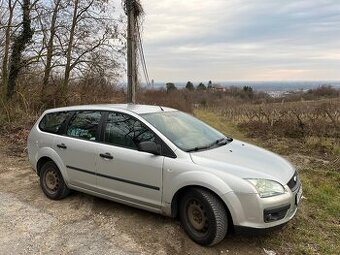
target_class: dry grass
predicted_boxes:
[205,98,340,160]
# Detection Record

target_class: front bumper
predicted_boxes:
[223,183,302,229]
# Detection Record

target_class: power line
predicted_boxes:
[136,22,151,87]
[136,23,150,87]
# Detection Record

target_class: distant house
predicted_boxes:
[211,84,225,92]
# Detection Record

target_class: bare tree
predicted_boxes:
[7,0,34,99]
[41,0,62,95]
[58,0,123,101]
[1,0,18,92]
[60,0,79,100]
[0,0,124,102]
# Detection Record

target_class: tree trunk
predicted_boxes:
[41,0,61,97]
[61,0,79,103]
[7,0,33,100]
[1,0,15,94]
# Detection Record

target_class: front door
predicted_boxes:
[96,111,164,210]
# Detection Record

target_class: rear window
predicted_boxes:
[39,111,71,134]
[66,111,102,141]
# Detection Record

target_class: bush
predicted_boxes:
[307,85,339,98]
[166,82,177,92]
[138,89,193,113]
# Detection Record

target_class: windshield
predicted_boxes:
[142,111,231,152]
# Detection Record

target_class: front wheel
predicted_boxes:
[40,161,70,200]
[179,188,228,246]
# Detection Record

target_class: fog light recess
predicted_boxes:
[263,205,290,223]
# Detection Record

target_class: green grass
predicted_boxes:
[305,136,340,156]
[196,108,340,255]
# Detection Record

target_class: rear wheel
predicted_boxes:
[179,188,228,246]
[40,161,70,200]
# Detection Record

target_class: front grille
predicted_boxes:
[287,171,300,192]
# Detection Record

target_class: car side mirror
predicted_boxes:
[138,141,160,155]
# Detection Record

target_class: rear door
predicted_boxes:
[96,111,164,210]
[54,110,103,190]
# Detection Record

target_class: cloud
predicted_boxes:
[139,0,340,81]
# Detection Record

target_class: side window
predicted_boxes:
[39,111,71,134]
[66,111,102,141]
[104,112,157,149]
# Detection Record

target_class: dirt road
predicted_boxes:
[0,139,275,255]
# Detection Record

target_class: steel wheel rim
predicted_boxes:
[187,199,208,232]
[45,169,59,193]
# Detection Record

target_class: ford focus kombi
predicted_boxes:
[27,104,302,246]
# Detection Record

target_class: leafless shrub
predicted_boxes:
[0,74,124,130]
[232,99,340,139]
[138,89,193,113]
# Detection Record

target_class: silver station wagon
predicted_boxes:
[27,104,302,246]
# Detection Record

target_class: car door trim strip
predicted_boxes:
[66,165,160,191]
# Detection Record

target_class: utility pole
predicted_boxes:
[126,0,137,104]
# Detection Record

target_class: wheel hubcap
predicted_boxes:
[187,199,208,232]
[45,169,59,192]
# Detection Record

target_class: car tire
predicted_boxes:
[179,188,228,246]
[40,161,70,200]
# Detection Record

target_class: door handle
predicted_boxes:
[57,143,67,149]
[100,153,114,160]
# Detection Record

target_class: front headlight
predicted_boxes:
[246,179,286,198]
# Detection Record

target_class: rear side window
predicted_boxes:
[66,111,102,141]
[39,112,70,134]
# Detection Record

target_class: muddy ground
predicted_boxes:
[0,139,284,255]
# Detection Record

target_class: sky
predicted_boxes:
[137,0,340,82]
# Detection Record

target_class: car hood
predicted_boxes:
[190,139,294,184]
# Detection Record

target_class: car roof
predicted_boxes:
[44,104,177,115]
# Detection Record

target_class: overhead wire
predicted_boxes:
[136,22,151,87]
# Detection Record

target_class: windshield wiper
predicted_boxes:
[186,144,214,152]
[186,137,233,152]
[216,137,233,145]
